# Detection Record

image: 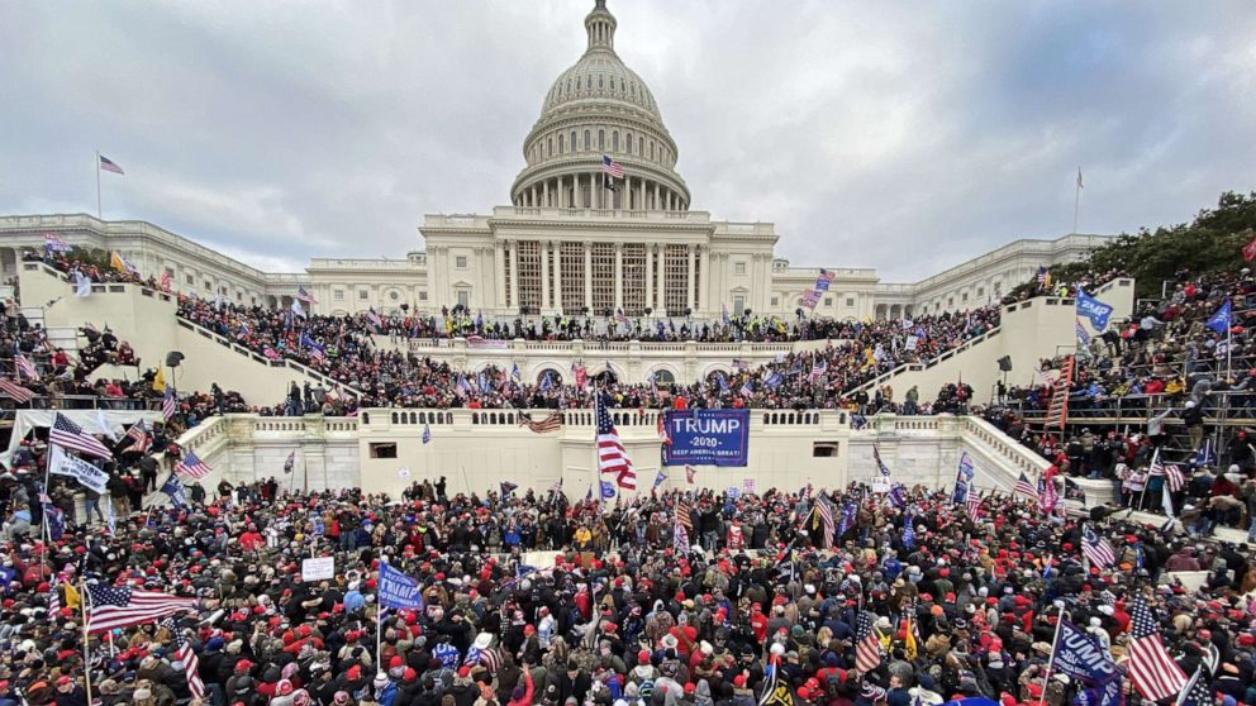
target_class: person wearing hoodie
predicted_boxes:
[373,673,399,706]
[507,665,535,706]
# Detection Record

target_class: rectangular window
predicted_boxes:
[359,289,369,300]
[663,244,688,316]
[733,295,745,314]
[846,297,855,307]
[418,291,428,301]
[813,442,840,458]
[334,289,345,301]
[622,243,646,315]
[734,261,746,275]
[976,287,984,297]
[457,290,470,308]
[771,297,779,306]
[824,297,832,306]
[516,240,542,312]
[185,274,193,285]
[560,242,585,314]
[369,442,397,459]
[455,255,468,269]
[591,243,615,313]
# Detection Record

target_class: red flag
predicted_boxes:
[1243,232,1256,262]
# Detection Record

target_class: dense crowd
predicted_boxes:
[0,459,1254,706]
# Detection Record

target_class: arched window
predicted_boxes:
[570,131,576,152]
[558,134,564,153]
[612,131,619,151]
[598,130,605,150]
[547,137,553,157]
[638,136,644,155]
[625,132,632,154]
[649,141,655,160]
[584,130,591,150]
[598,75,604,89]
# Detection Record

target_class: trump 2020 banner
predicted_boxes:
[662,409,750,467]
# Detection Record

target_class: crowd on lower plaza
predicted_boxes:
[0,450,1255,706]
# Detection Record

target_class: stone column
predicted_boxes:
[614,242,624,312]
[509,241,520,311]
[699,244,710,314]
[553,242,564,314]
[640,178,646,212]
[493,240,505,311]
[583,241,593,312]
[543,180,549,208]
[656,246,667,313]
[644,244,654,312]
[654,182,661,211]
[686,244,696,313]
[540,240,551,311]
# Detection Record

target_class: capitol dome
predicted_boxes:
[511,0,691,212]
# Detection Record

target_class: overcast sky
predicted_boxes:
[2,1,1254,281]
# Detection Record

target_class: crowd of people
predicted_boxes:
[0,461,1254,706]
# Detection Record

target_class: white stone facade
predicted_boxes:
[0,2,1111,321]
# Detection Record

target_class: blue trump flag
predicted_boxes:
[1049,618,1121,706]
[378,562,425,610]
[1207,298,1231,335]
[1075,288,1113,332]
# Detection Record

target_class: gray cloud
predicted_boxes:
[1,0,1254,281]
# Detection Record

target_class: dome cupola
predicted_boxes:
[511,1,690,212]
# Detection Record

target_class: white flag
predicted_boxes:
[74,271,92,298]
[49,446,109,494]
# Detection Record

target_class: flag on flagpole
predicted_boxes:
[596,394,635,489]
[854,611,882,673]
[816,496,835,548]
[0,377,35,404]
[1081,525,1116,569]
[1128,597,1188,701]
[50,412,113,459]
[283,450,296,474]
[519,411,562,434]
[174,451,212,480]
[162,386,177,421]
[422,424,432,445]
[601,154,625,179]
[14,353,37,381]
[44,232,72,253]
[1014,472,1039,500]
[85,582,196,633]
[99,154,125,175]
[163,618,206,699]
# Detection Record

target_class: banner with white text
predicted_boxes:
[662,409,750,467]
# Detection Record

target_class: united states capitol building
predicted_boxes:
[0,1,1107,322]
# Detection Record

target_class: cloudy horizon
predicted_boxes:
[2,0,1254,282]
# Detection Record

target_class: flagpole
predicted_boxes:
[1039,602,1068,706]
[96,150,102,219]
[80,580,95,706]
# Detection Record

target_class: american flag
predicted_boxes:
[965,493,983,519]
[809,357,827,383]
[162,618,206,699]
[519,411,563,434]
[601,154,624,179]
[1081,525,1115,569]
[675,497,693,533]
[99,154,125,175]
[122,430,151,455]
[50,412,113,460]
[49,577,62,615]
[125,420,148,444]
[673,516,689,553]
[14,353,38,381]
[174,450,212,479]
[855,611,881,673]
[0,377,35,404]
[296,285,317,304]
[162,387,177,421]
[1014,472,1039,500]
[85,582,196,633]
[815,496,835,548]
[44,232,72,253]
[1128,596,1187,701]
[1036,265,1050,286]
[596,394,635,489]
[1149,451,1185,493]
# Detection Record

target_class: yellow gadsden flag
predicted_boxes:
[152,366,166,393]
